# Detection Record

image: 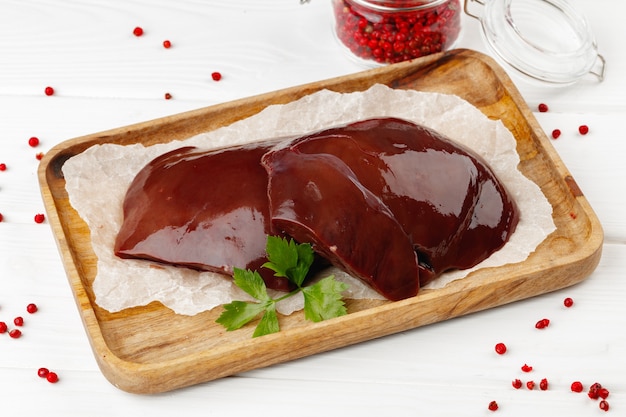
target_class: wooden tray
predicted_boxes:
[38,49,603,394]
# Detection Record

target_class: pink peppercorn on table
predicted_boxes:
[1,1,625,416]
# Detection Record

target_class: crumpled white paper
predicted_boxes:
[62,84,556,316]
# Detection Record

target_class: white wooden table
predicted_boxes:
[1,1,624,415]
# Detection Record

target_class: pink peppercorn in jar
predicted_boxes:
[332,0,462,65]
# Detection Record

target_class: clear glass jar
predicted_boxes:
[466,0,605,84]
[332,0,462,65]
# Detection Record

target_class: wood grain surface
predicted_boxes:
[37,49,603,394]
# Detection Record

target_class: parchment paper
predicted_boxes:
[62,84,556,316]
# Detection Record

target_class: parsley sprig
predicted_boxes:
[216,236,349,337]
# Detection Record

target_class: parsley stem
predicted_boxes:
[273,287,303,303]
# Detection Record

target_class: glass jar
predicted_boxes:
[466,0,605,84]
[332,0,462,65]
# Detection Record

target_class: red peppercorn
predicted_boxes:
[588,382,602,399]
[0,321,7,333]
[9,329,21,338]
[535,318,550,329]
[38,368,49,378]
[14,316,24,326]
[538,103,549,112]
[599,400,610,412]
[512,379,522,389]
[44,86,55,96]
[164,92,172,100]
[34,213,45,223]
[46,372,59,383]
[211,71,222,81]
[28,136,40,147]
[36,152,44,160]
[564,297,574,307]
[488,400,498,411]
[551,129,561,139]
[539,378,549,391]
[598,388,610,399]
[0,163,6,171]
[521,364,533,372]
[0,213,3,222]
[133,26,144,37]
[163,40,171,48]
[526,380,535,390]
[578,125,589,135]
[26,303,38,314]
[571,381,584,393]
[494,342,507,355]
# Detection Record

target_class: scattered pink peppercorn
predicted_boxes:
[588,382,602,399]
[564,297,574,307]
[163,39,171,48]
[488,400,498,411]
[28,136,40,147]
[14,316,24,326]
[571,381,584,392]
[539,378,549,391]
[0,321,7,333]
[598,388,610,399]
[38,368,49,378]
[26,303,38,314]
[535,318,550,329]
[36,152,44,160]
[526,380,535,390]
[599,400,610,412]
[521,364,533,372]
[578,125,589,135]
[551,129,561,139]
[34,213,45,223]
[46,372,59,383]
[512,379,522,389]
[44,86,55,96]
[0,163,6,171]
[133,26,144,37]
[164,92,172,100]
[9,329,22,338]
[494,342,507,355]
[538,103,549,112]
[0,213,4,222]
[211,71,222,81]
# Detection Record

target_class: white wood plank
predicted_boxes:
[0,1,624,415]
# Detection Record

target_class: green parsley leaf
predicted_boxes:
[252,303,279,338]
[232,267,270,301]
[262,236,313,287]
[216,268,273,333]
[292,241,315,287]
[302,275,348,322]
[215,300,268,331]
[262,235,298,278]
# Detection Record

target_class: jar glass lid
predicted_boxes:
[465,0,605,84]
